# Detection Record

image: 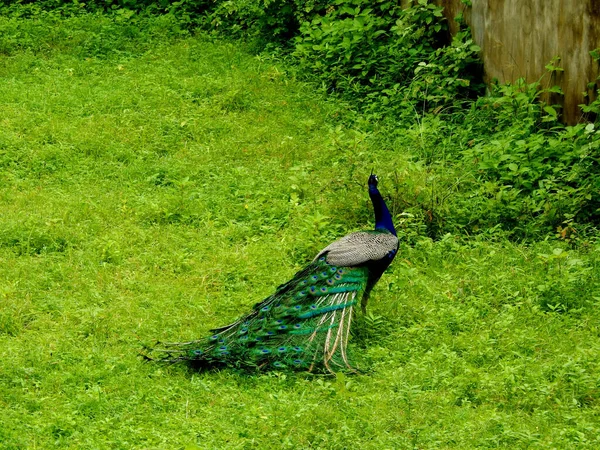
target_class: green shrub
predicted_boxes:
[0,0,160,11]
[450,78,600,237]
[393,74,600,240]
[167,0,331,47]
[293,0,482,118]
[579,48,600,122]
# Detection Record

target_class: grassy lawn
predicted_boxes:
[1,11,599,449]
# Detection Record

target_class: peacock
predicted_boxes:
[149,174,398,373]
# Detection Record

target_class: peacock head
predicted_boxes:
[368,173,379,188]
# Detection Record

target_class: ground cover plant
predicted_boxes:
[1,3,600,449]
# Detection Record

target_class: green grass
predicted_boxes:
[1,11,600,449]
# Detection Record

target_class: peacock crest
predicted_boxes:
[147,174,398,373]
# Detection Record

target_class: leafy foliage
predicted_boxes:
[293,0,482,116]
[410,77,600,239]
[580,48,600,121]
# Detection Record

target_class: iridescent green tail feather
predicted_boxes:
[150,256,369,373]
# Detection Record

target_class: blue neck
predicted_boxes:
[369,185,396,236]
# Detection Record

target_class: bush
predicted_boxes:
[393,74,600,240]
[293,0,482,118]
[166,0,331,47]
[453,77,600,237]
[3,0,596,241]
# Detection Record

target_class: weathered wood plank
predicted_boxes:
[436,0,600,124]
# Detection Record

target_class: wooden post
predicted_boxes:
[436,0,600,124]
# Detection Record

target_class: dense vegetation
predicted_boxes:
[1,1,599,448]
[5,0,597,238]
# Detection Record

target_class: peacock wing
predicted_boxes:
[315,230,399,267]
